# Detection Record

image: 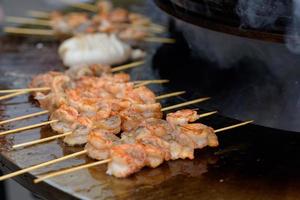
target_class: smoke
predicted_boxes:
[285,0,300,54]
[236,0,287,29]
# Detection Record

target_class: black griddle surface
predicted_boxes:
[1,1,300,200]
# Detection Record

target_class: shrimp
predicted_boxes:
[166,109,201,127]
[141,118,173,137]
[104,82,134,99]
[120,103,163,132]
[126,86,156,104]
[93,115,122,134]
[50,104,79,133]
[29,71,64,92]
[63,116,93,146]
[179,123,219,148]
[106,144,147,178]
[135,127,171,166]
[34,75,70,111]
[85,130,120,160]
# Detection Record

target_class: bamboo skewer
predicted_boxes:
[0,87,51,94]
[134,80,169,87]
[0,150,88,181]
[5,16,51,26]
[215,120,254,133]
[111,60,145,72]
[0,91,29,101]
[27,10,50,18]
[0,120,58,136]
[34,159,111,183]
[33,120,253,183]
[0,110,49,125]
[161,97,210,111]
[12,96,211,149]
[142,37,175,44]
[4,27,55,36]
[155,91,185,100]
[12,132,72,149]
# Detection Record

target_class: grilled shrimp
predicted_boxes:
[166,109,200,127]
[93,115,122,134]
[126,86,156,104]
[106,144,147,178]
[29,71,64,93]
[180,123,219,148]
[120,103,163,132]
[85,130,120,160]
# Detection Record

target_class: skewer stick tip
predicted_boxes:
[199,110,218,118]
[111,60,145,72]
[215,120,254,133]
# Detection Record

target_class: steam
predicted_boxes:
[236,0,286,29]
[285,0,300,54]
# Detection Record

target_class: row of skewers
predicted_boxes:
[0,0,253,188]
[0,61,252,183]
[4,0,171,42]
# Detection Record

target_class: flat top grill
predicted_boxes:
[1,1,300,200]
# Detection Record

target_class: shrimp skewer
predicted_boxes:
[0,109,219,181]
[32,119,253,182]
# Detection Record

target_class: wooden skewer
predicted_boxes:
[0,87,50,94]
[4,27,55,36]
[199,111,218,118]
[215,120,254,133]
[155,91,185,100]
[33,120,253,183]
[161,97,210,111]
[1,118,252,182]
[34,159,111,183]
[134,80,169,87]
[5,16,51,26]
[142,37,176,44]
[27,10,50,18]
[0,110,49,125]
[10,91,188,148]
[12,132,72,149]
[111,60,145,72]
[0,120,58,136]
[0,150,87,181]
[0,91,29,101]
